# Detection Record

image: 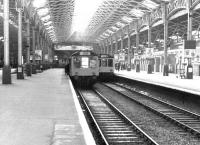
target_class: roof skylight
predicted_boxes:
[37,8,49,17]
[72,0,105,33]
[32,0,47,8]
[129,9,144,17]
[122,16,132,23]
[111,26,120,31]
[141,0,159,10]
[116,22,125,27]
[41,15,50,21]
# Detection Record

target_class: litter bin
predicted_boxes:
[147,64,152,74]
[136,64,140,72]
[26,63,32,76]
[186,64,193,79]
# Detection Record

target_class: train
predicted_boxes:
[98,54,114,80]
[69,50,99,86]
[68,50,115,86]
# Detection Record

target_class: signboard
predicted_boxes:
[35,50,42,60]
[44,54,48,60]
[119,53,125,61]
[184,40,196,49]
[80,51,91,55]
[114,54,119,61]
[55,45,93,51]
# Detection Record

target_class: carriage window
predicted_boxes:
[101,59,107,67]
[108,59,113,67]
[81,57,89,68]
[90,59,97,68]
[73,57,81,68]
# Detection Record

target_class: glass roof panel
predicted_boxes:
[72,0,105,33]
[122,16,132,23]
[32,0,47,8]
[111,26,120,31]
[37,8,49,17]
[116,22,125,27]
[43,21,52,26]
[41,15,50,21]
[141,0,159,10]
[129,9,144,17]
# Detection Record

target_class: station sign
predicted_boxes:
[35,50,42,60]
[54,45,93,51]
[118,53,125,61]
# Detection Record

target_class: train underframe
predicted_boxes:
[99,72,114,81]
[71,75,98,88]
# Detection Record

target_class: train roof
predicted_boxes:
[70,50,97,57]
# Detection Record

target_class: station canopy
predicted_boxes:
[29,0,168,44]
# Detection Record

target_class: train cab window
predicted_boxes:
[108,59,113,67]
[73,57,81,68]
[81,57,89,68]
[90,59,97,68]
[101,59,107,67]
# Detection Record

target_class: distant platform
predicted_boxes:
[0,69,95,145]
[114,70,200,96]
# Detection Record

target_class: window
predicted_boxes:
[90,59,97,68]
[81,57,89,68]
[73,57,81,68]
[108,59,113,67]
[101,59,107,67]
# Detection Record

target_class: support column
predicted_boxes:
[107,39,109,54]
[110,37,113,56]
[127,28,131,67]
[187,0,192,40]
[135,22,140,72]
[17,9,24,79]
[162,2,169,76]
[2,0,11,84]
[120,34,123,52]
[32,27,37,74]
[26,19,32,76]
[103,42,105,54]
[147,13,152,48]
[148,28,152,48]
[115,36,118,54]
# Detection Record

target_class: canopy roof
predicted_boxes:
[29,0,164,43]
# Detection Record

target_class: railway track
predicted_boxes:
[77,88,158,145]
[103,82,200,138]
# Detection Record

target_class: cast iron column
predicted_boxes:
[2,0,11,84]
[32,27,37,74]
[127,30,131,67]
[26,19,32,76]
[17,8,24,79]
[115,36,118,54]
[162,2,169,76]
[110,37,113,56]
[187,0,192,40]
[120,34,123,52]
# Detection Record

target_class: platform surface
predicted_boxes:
[115,70,200,96]
[0,68,95,145]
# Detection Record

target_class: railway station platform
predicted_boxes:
[114,70,200,96]
[0,69,95,145]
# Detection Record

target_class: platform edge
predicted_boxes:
[68,77,96,145]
